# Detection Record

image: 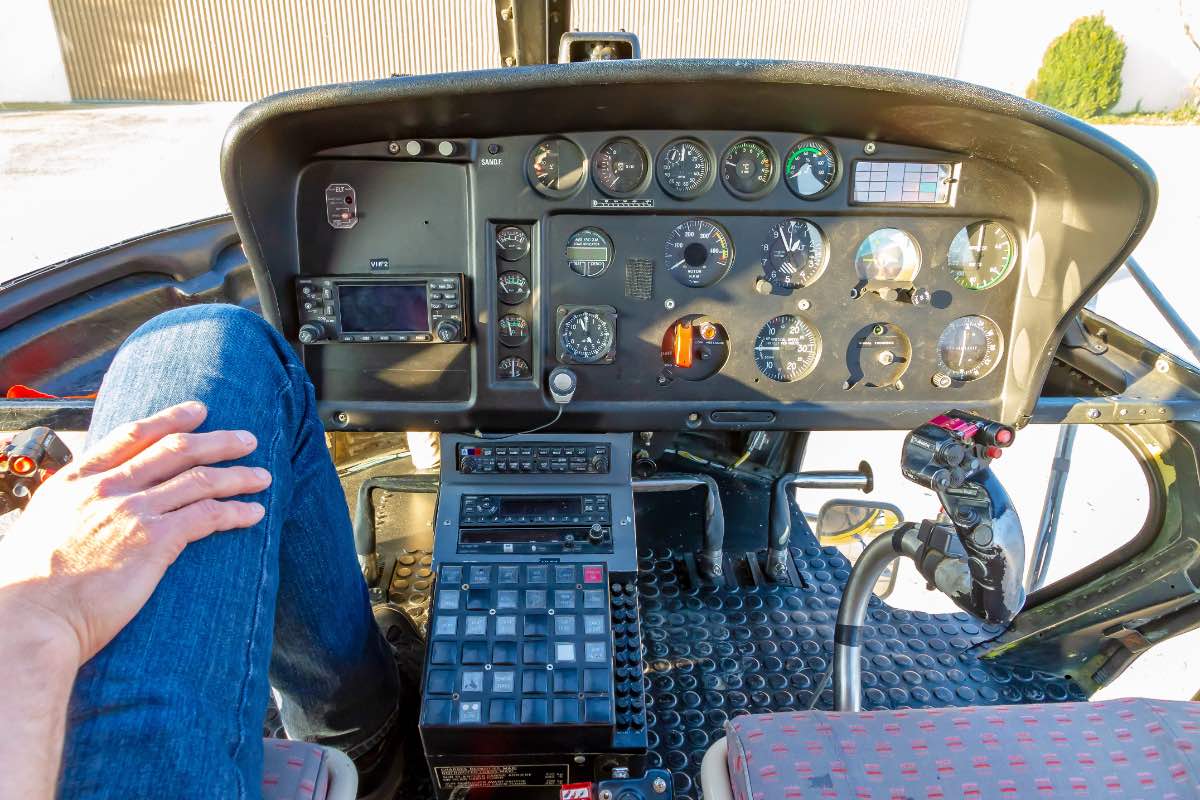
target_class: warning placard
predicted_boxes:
[434,763,569,789]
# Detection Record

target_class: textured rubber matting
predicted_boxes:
[637,544,1086,800]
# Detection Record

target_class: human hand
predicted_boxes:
[0,401,271,666]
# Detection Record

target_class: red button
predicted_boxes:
[985,446,1003,459]
[583,565,604,584]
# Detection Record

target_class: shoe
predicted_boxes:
[354,605,425,798]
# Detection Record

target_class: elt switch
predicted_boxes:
[673,322,693,368]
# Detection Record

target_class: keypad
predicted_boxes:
[421,562,614,729]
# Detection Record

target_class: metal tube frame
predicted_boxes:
[633,472,725,579]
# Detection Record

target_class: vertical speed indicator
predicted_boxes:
[754,315,821,383]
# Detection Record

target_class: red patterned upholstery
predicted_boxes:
[725,698,1200,799]
[262,738,331,800]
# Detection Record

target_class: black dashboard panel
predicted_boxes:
[221,60,1155,432]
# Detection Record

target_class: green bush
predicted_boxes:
[1027,15,1126,118]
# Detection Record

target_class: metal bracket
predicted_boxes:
[495,0,570,66]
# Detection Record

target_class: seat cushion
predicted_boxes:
[726,698,1200,799]
[262,738,331,800]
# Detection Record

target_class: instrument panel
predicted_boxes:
[221,60,1154,431]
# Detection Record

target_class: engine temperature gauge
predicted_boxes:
[784,138,838,198]
[498,356,531,380]
[497,313,530,347]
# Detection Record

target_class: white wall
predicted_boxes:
[0,0,70,103]
[957,0,1200,112]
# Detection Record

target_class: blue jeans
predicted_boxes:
[59,304,400,798]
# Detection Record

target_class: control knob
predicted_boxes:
[460,456,480,473]
[298,323,327,344]
[589,453,609,473]
[588,523,605,544]
[435,319,462,342]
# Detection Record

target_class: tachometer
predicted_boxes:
[557,306,617,364]
[784,138,838,198]
[720,138,777,199]
[936,315,1004,381]
[854,228,922,283]
[656,138,713,199]
[526,138,586,198]
[754,315,821,383]
[592,137,649,196]
[760,218,827,289]
[664,218,734,288]
[948,221,1017,290]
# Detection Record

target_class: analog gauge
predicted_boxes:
[847,323,912,389]
[656,138,714,199]
[497,270,531,305]
[592,137,649,196]
[784,139,838,198]
[664,218,734,288]
[948,221,1017,290]
[565,227,613,278]
[660,315,730,381]
[497,313,530,347]
[721,138,777,199]
[936,315,1004,381]
[526,138,586,198]
[496,226,530,262]
[558,307,616,364]
[761,218,828,289]
[754,315,821,383]
[498,356,531,380]
[854,228,922,283]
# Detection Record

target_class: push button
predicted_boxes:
[583,565,604,584]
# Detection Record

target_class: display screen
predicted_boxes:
[497,496,582,517]
[337,284,428,333]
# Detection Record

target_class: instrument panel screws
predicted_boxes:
[664,298,676,310]
[864,142,877,154]
[1155,358,1170,373]
[797,298,811,311]
[334,411,349,425]
[653,778,669,794]
[931,373,951,389]
[387,141,401,155]
[503,56,516,66]
[600,791,613,800]
[574,755,586,764]
[1086,408,1101,419]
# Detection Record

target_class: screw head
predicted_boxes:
[797,298,811,311]
[503,55,516,66]
[387,141,401,155]
[864,141,877,155]
[1155,358,1170,373]
[600,791,613,800]
[1086,408,1101,419]
[334,411,349,425]
[653,777,669,794]
[664,298,676,310]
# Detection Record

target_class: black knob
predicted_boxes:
[588,523,605,543]
[435,319,462,342]
[460,456,479,473]
[298,323,326,344]
[589,455,609,473]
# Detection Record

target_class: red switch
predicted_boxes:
[583,565,604,584]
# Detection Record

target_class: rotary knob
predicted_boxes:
[435,319,462,342]
[298,323,327,344]
[588,523,605,544]
[459,456,480,473]
[589,454,609,473]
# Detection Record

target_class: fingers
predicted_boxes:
[141,464,272,513]
[75,402,207,476]
[116,429,259,491]
[163,498,266,545]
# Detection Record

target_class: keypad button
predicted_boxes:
[461,671,485,693]
[466,588,491,610]
[431,642,457,664]
[462,643,488,664]
[497,590,519,610]
[523,671,548,693]
[584,615,606,635]
[521,699,548,724]
[427,669,456,694]
[583,590,605,609]
[465,616,487,636]
[437,590,461,610]
[424,699,452,725]
[524,589,547,609]
[434,615,458,637]
[492,670,515,693]
[553,669,579,693]
[554,565,577,585]
[458,701,482,723]
[553,698,580,723]
[492,642,517,664]
[584,669,609,693]
[469,565,492,585]
[495,615,517,637]
[489,699,517,724]
[554,590,576,609]
[585,697,613,723]
[526,565,548,584]
[583,565,604,584]
[523,641,548,664]
[554,615,577,636]
[524,615,549,636]
[585,641,608,663]
[498,565,520,584]
[441,565,463,584]
[555,642,576,663]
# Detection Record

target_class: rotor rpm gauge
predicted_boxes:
[497,270,531,305]
[784,139,838,198]
[497,313,530,347]
[847,323,912,389]
[720,138,777,199]
[657,138,714,199]
[557,306,618,364]
[664,218,734,288]
[592,137,649,196]
[761,218,828,289]
[565,227,613,278]
[754,315,821,383]
[936,315,1004,381]
[526,137,586,198]
[948,221,1017,290]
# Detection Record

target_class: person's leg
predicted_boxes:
[59,304,400,799]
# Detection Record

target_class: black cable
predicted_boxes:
[468,405,564,441]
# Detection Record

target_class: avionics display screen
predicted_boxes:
[337,284,429,332]
[497,496,581,517]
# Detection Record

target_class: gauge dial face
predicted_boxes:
[497,313,530,347]
[761,218,828,289]
[948,221,1017,290]
[848,323,912,389]
[497,270,531,305]
[656,138,713,199]
[721,138,777,198]
[565,227,613,278]
[784,139,838,198]
[527,138,586,198]
[937,315,1004,381]
[496,225,530,262]
[664,218,734,288]
[559,309,616,364]
[592,137,649,196]
[754,315,821,383]
[854,228,922,283]
[498,356,531,379]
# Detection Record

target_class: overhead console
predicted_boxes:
[221,60,1154,432]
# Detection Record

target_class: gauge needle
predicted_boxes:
[755,346,781,351]
[671,259,686,269]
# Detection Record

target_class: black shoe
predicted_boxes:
[354,605,425,798]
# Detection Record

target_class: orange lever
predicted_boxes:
[672,322,694,368]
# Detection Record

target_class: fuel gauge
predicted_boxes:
[497,313,530,347]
